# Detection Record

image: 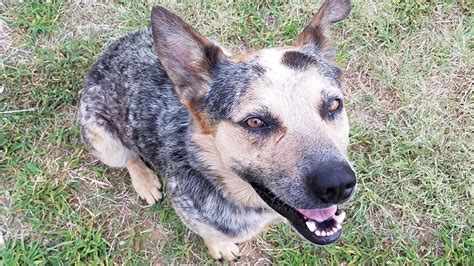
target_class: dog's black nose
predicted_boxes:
[307,160,356,204]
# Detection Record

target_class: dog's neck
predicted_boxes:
[192,133,270,209]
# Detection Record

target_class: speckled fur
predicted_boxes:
[78,29,278,238]
[78,0,354,261]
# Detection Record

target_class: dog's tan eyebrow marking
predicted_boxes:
[229,51,260,63]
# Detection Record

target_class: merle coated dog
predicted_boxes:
[78,0,356,261]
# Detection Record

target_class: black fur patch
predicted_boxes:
[281,51,318,70]
[251,64,266,75]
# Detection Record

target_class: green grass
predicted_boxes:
[1,0,472,264]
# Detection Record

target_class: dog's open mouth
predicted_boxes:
[250,183,347,245]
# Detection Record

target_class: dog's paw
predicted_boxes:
[130,167,162,205]
[206,241,240,261]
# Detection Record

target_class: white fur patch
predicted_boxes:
[87,124,132,168]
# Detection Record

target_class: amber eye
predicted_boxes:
[244,117,265,128]
[327,98,341,112]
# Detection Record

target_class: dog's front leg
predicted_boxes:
[204,238,240,262]
[193,223,241,261]
[173,212,241,261]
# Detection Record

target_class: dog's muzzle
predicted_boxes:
[250,182,351,245]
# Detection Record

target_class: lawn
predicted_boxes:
[1,0,472,264]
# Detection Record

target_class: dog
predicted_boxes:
[78,0,356,261]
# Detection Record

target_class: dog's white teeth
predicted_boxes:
[315,226,341,237]
[312,216,343,238]
[306,220,316,232]
[333,211,346,224]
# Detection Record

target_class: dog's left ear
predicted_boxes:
[295,0,351,62]
[151,6,226,133]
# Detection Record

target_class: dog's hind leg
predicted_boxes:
[79,93,162,204]
[126,154,162,204]
[80,123,162,204]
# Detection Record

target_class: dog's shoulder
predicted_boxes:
[85,29,158,88]
[98,29,155,64]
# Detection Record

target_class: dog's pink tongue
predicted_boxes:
[297,205,337,222]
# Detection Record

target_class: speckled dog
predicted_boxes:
[78,0,356,261]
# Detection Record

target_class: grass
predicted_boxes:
[1,0,472,264]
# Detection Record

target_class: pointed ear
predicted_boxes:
[151,6,225,133]
[295,0,351,62]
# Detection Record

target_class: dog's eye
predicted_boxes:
[326,98,342,112]
[244,117,266,129]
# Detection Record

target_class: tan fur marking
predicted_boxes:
[179,215,240,261]
[216,120,301,177]
[229,51,260,63]
[90,130,103,145]
[184,101,217,134]
[295,0,351,60]
[88,124,132,168]
[205,239,240,261]
[193,133,268,208]
[151,6,225,135]
[295,9,326,47]
[126,154,162,205]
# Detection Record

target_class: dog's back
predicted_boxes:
[79,29,190,173]
[79,29,182,205]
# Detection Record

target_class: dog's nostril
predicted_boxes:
[344,187,353,194]
[325,188,337,197]
[307,161,356,204]
[345,181,355,190]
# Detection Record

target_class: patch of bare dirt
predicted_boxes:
[0,190,34,247]
[344,66,392,128]
[236,237,273,265]
[64,1,127,38]
[0,8,30,65]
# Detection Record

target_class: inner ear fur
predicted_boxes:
[295,0,351,61]
[151,6,226,134]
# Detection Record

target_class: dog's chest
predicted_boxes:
[167,174,282,239]
[229,210,282,242]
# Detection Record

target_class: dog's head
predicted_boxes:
[151,0,355,245]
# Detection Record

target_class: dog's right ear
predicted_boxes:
[151,6,225,132]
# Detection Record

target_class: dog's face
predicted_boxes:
[152,0,355,245]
